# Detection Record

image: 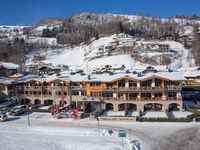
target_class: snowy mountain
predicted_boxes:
[24,34,195,71]
[0,12,199,69]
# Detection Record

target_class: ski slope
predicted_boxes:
[41,35,195,71]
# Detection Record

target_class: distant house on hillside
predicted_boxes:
[38,65,61,75]
[10,73,23,81]
[145,43,170,52]
[138,42,170,52]
[179,67,200,86]
[117,45,136,54]
[0,62,19,76]
[110,41,119,49]
[144,66,158,72]
[158,35,174,40]
[178,35,192,48]
[28,64,38,74]
[97,64,126,72]
[117,33,132,39]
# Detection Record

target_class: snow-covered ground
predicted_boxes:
[103,110,126,117]
[127,111,140,117]
[0,112,199,150]
[0,122,126,150]
[170,111,193,118]
[36,35,196,71]
[0,113,141,150]
[142,111,168,118]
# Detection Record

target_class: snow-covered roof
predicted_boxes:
[12,75,44,84]
[0,62,19,69]
[182,70,200,78]
[12,69,186,85]
[68,71,185,82]
[10,73,23,78]
[12,74,71,84]
[12,70,185,84]
[46,74,70,82]
[68,74,89,82]
[177,66,200,71]
[0,77,13,85]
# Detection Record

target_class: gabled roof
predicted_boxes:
[0,77,13,85]
[12,75,45,84]
[140,75,170,81]
[46,76,69,83]
[24,78,45,83]
[11,70,186,84]
[111,76,139,82]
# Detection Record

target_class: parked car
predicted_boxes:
[0,114,8,122]
[14,105,28,109]
[29,104,42,109]
[11,108,26,116]
[0,107,11,114]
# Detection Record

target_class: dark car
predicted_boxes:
[11,108,26,116]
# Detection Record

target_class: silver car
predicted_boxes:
[0,114,8,122]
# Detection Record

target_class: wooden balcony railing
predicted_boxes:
[71,86,86,91]
[24,86,68,91]
[103,86,181,92]
[24,94,68,98]
[167,97,182,101]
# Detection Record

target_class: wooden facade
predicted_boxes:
[12,74,183,112]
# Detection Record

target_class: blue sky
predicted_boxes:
[0,0,199,25]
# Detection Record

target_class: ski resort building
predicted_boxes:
[9,70,185,113]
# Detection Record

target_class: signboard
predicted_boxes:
[118,130,126,137]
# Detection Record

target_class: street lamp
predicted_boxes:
[27,107,31,127]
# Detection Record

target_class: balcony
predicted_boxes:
[165,86,181,91]
[24,86,68,91]
[71,86,86,91]
[72,96,100,101]
[140,96,182,101]
[103,86,138,92]
[102,97,138,101]
[102,86,181,92]
[24,86,42,91]
[167,97,182,101]
[24,94,67,99]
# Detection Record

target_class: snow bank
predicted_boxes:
[103,111,126,117]
[142,112,168,118]
[170,111,193,118]
[127,111,140,117]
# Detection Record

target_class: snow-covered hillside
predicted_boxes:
[0,12,199,70]
[32,35,194,71]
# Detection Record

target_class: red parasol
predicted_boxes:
[51,105,54,116]
[77,105,81,112]
[56,104,60,113]
[61,91,65,106]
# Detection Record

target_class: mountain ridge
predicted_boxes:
[0,12,199,67]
